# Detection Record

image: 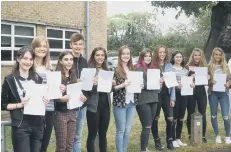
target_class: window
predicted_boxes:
[46,27,81,60]
[1,22,35,64]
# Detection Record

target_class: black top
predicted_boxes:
[72,54,88,109]
[54,77,72,112]
[1,73,44,127]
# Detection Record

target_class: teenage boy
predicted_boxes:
[70,33,88,152]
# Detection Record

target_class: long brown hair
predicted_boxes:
[55,51,77,83]
[31,36,51,70]
[88,47,108,70]
[12,46,37,80]
[186,48,207,67]
[152,46,169,71]
[116,45,134,79]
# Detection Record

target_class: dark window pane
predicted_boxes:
[1,36,11,47]
[47,29,62,38]
[13,50,18,61]
[49,39,63,49]
[15,37,33,47]
[15,26,34,36]
[1,50,12,61]
[1,24,11,34]
[65,31,79,39]
[50,52,61,60]
[65,40,71,49]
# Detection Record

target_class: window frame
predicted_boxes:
[1,21,36,65]
[46,26,81,62]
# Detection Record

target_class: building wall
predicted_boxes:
[1,1,107,60]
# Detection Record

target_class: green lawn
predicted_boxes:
[4,107,231,152]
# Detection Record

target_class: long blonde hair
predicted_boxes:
[186,48,207,67]
[31,36,51,70]
[208,47,229,79]
[116,45,134,79]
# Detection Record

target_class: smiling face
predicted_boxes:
[60,54,73,71]
[213,49,222,63]
[18,51,34,72]
[94,50,105,66]
[144,52,152,64]
[70,40,84,56]
[158,47,166,61]
[193,51,201,64]
[174,53,183,65]
[34,40,48,58]
[121,48,131,64]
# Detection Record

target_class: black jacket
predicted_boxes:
[73,54,88,109]
[1,73,43,127]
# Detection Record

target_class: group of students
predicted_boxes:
[1,32,231,152]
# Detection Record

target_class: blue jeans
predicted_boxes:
[209,91,230,137]
[73,107,87,152]
[113,102,136,152]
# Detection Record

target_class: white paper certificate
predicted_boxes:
[126,71,143,93]
[67,82,83,110]
[23,84,48,116]
[163,72,178,88]
[181,76,193,96]
[147,69,160,90]
[80,68,96,91]
[47,71,62,99]
[97,70,114,93]
[213,74,226,92]
[194,67,208,85]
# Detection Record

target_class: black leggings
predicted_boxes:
[151,93,174,141]
[136,102,158,151]
[173,90,188,140]
[40,111,54,152]
[186,94,207,137]
[86,97,110,152]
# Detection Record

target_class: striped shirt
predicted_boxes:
[36,66,54,111]
[214,65,224,74]
[172,66,188,89]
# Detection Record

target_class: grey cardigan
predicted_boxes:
[135,67,160,106]
[86,85,112,113]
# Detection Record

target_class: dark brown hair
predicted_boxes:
[70,33,84,44]
[88,47,108,70]
[12,46,36,80]
[116,45,134,79]
[55,51,77,83]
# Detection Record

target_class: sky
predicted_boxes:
[107,1,193,34]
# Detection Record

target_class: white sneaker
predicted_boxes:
[216,136,222,143]
[172,140,180,148]
[225,137,231,144]
[176,139,187,146]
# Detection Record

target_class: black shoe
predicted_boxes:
[167,139,175,150]
[202,137,207,143]
[155,138,164,151]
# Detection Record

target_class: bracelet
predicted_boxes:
[16,103,17,109]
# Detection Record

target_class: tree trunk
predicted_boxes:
[204,2,229,62]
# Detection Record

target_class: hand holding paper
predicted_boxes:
[67,82,83,110]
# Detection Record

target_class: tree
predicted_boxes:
[151,1,231,61]
[107,12,161,55]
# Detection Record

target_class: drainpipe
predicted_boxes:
[85,1,90,60]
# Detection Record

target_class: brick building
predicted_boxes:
[1,1,107,76]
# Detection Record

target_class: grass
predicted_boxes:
[4,107,231,152]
